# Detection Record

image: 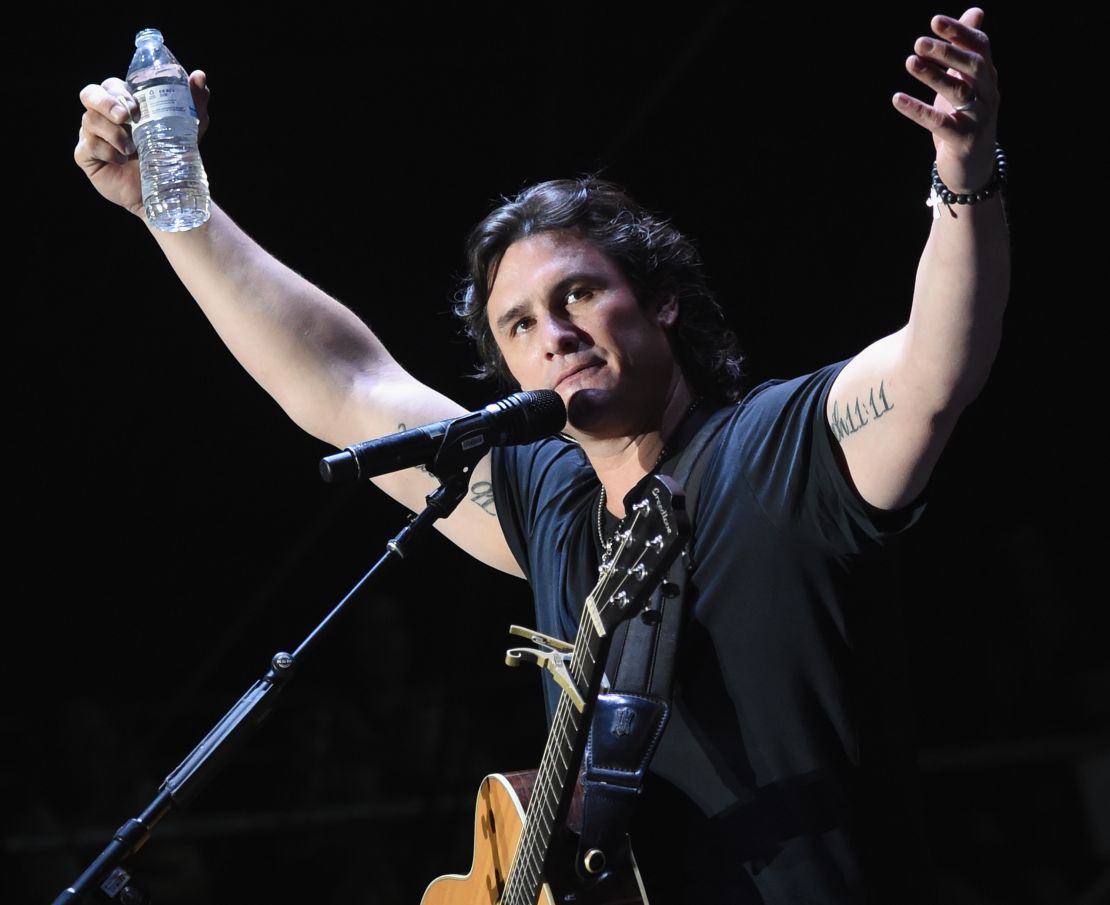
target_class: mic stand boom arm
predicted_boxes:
[53,439,486,905]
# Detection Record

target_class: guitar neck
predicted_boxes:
[501,477,687,905]
[503,608,609,905]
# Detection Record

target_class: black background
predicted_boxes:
[7,4,1105,904]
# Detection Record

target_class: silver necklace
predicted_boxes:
[595,398,701,551]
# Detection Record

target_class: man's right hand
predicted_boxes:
[75,70,210,218]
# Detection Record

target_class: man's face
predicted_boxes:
[485,231,680,438]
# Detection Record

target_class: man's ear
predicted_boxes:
[656,296,679,329]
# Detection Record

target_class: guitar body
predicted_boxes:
[421,770,647,905]
[420,772,555,905]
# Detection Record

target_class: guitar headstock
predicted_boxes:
[592,474,689,634]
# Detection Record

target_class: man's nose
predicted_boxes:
[542,313,579,356]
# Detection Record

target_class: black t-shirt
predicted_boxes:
[492,359,929,903]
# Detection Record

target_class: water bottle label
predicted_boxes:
[133,84,198,127]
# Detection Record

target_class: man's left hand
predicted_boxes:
[893,7,999,194]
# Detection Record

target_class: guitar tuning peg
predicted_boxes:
[608,590,630,611]
[660,580,680,599]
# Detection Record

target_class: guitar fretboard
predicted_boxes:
[501,498,674,905]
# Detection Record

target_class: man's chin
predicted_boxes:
[566,388,614,434]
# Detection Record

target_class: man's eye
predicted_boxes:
[567,288,594,304]
[511,317,534,336]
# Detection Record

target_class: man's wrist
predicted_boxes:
[931,143,1007,206]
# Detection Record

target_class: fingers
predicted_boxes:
[913,34,984,81]
[932,9,991,62]
[891,91,952,135]
[896,7,998,131]
[905,45,979,110]
[75,128,131,167]
[910,30,993,97]
[81,78,137,123]
[76,79,137,164]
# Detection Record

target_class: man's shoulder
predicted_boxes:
[491,433,598,529]
[491,433,600,583]
[494,433,593,484]
[711,358,852,453]
[736,358,852,414]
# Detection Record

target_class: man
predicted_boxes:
[75,7,1008,901]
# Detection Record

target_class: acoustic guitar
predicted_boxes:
[421,475,687,905]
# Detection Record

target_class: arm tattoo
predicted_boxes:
[470,480,497,516]
[829,381,893,442]
[398,422,496,514]
[397,423,431,474]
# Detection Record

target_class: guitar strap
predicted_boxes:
[576,403,732,875]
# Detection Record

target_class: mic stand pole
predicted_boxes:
[53,445,483,905]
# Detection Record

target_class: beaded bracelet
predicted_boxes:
[930,142,1008,207]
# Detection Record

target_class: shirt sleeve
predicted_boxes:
[491,438,604,692]
[491,437,597,581]
[733,358,928,556]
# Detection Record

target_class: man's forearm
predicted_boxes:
[148,202,395,446]
[904,190,1011,411]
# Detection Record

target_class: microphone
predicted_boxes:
[319,389,567,483]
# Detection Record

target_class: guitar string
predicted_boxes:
[505,516,657,903]
[503,517,642,902]
[511,535,664,903]
[505,533,638,904]
[508,496,680,900]
[509,513,671,901]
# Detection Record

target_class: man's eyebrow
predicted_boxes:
[495,302,531,333]
[550,271,599,297]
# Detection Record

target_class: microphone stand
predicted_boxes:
[53,437,488,904]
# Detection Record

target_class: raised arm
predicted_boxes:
[75,72,523,577]
[827,7,1009,511]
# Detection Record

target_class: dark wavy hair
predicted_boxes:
[454,176,746,403]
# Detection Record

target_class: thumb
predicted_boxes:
[189,69,210,139]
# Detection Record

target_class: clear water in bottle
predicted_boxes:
[126,28,210,232]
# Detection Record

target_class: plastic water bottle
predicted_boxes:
[126,28,210,232]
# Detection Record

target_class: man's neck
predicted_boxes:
[580,377,695,518]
